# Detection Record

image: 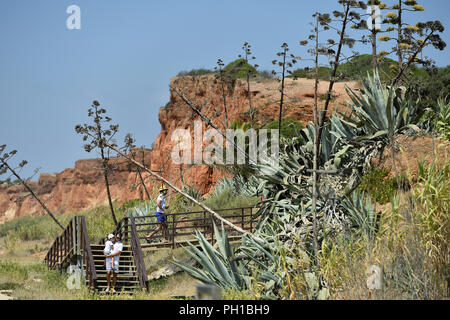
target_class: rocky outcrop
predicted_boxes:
[0,75,358,223]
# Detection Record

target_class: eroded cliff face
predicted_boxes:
[0,75,357,223]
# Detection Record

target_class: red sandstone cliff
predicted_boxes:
[0,75,358,223]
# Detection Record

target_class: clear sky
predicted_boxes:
[1,0,449,179]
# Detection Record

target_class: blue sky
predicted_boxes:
[1,0,449,179]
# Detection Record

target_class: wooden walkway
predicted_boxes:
[118,206,258,251]
[44,206,258,291]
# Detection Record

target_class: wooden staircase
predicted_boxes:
[45,216,148,292]
[90,244,141,291]
[45,206,257,293]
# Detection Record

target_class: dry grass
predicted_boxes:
[315,159,449,300]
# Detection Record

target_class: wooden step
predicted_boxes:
[94,264,136,269]
[90,245,131,249]
[94,267,136,272]
[94,259,135,264]
[91,249,133,253]
[92,254,133,259]
[95,269,137,274]
[97,272,137,279]
[94,279,140,284]
[94,257,134,264]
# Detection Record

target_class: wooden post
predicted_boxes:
[57,236,60,267]
[203,211,206,235]
[210,214,214,246]
[241,208,245,230]
[172,213,176,249]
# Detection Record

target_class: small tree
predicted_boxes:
[0,145,64,230]
[75,101,119,226]
[214,58,230,129]
[299,12,338,265]
[378,0,446,84]
[301,0,365,149]
[238,42,259,128]
[124,134,151,201]
[352,1,386,72]
[271,42,298,146]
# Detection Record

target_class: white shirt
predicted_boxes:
[104,240,113,263]
[112,241,123,264]
[156,194,166,213]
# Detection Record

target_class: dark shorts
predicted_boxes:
[156,212,166,223]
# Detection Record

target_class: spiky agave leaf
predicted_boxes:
[173,221,248,290]
[345,70,421,143]
[341,190,378,240]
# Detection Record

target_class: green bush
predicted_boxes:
[290,66,332,80]
[264,119,304,140]
[223,59,258,79]
[0,203,130,243]
[0,260,28,281]
[222,288,260,300]
[289,54,426,82]
[0,214,66,241]
[189,189,259,220]
[357,167,410,204]
[177,68,214,77]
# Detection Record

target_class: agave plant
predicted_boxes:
[172,222,252,290]
[341,190,379,241]
[127,200,157,233]
[345,70,421,144]
[173,218,330,299]
[213,175,260,198]
[173,220,289,297]
[182,185,204,202]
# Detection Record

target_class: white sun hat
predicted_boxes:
[107,233,114,240]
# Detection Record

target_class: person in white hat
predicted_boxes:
[103,233,115,293]
[146,186,169,243]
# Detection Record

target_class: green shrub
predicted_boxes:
[222,288,260,300]
[147,277,168,293]
[0,214,67,241]
[223,59,258,79]
[290,66,332,80]
[199,189,258,212]
[264,119,304,140]
[177,68,214,77]
[357,167,410,204]
[0,260,28,281]
[119,199,148,212]
[414,160,449,283]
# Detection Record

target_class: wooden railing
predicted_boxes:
[101,216,148,290]
[44,216,97,288]
[96,206,258,289]
[130,217,149,289]
[127,206,258,248]
[79,216,97,288]
[45,218,74,270]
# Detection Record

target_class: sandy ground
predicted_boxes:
[0,291,13,300]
